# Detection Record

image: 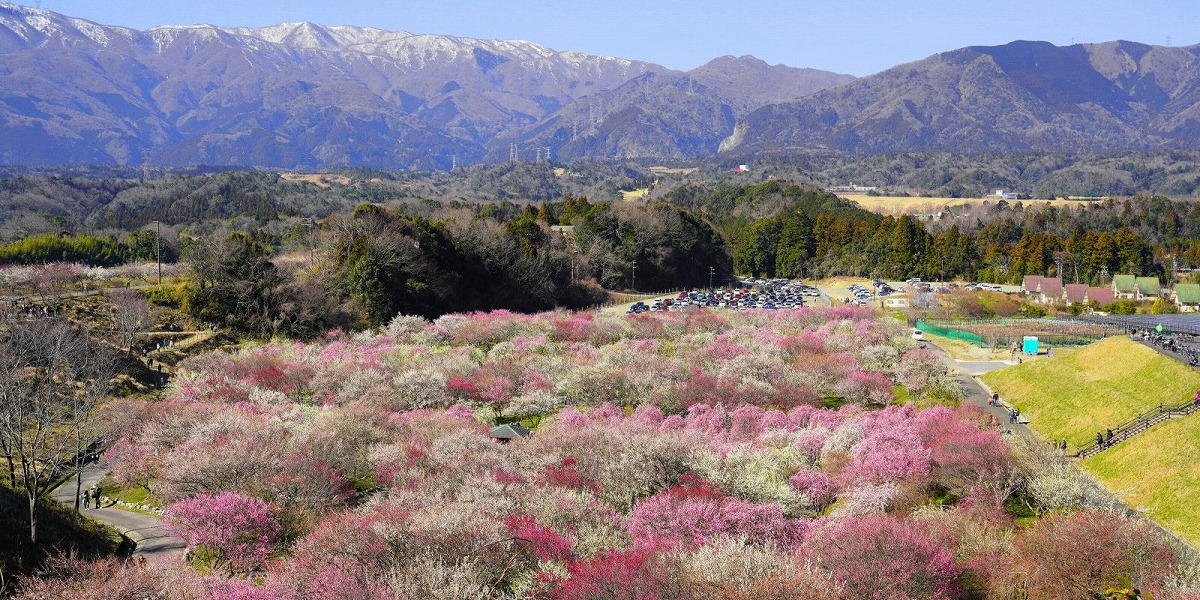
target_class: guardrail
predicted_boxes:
[1075,398,1200,458]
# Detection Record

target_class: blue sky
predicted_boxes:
[18,1,1198,75]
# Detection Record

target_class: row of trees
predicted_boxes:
[0,320,119,558]
[0,231,175,267]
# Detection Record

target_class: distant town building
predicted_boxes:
[732,165,750,173]
[827,183,879,192]
[1021,275,1043,293]
[1037,277,1063,305]
[1064,284,1089,305]
[986,189,1020,200]
[1022,275,1064,304]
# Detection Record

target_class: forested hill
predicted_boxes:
[667,181,1183,288]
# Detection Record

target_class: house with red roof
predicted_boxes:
[1064,284,1089,305]
[1036,277,1063,304]
[1086,286,1114,307]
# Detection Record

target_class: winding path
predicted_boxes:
[51,465,185,557]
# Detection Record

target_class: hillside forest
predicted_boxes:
[1,164,1196,335]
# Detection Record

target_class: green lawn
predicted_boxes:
[1082,417,1200,547]
[980,336,1200,450]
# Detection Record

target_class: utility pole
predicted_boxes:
[150,220,162,284]
[632,263,637,292]
[709,266,715,291]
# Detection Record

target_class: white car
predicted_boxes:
[912,329,924,340]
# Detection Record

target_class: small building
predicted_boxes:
[1022,275,1043,293]
[1113,274,1137,300]
[987,189,1019,200]
[1037,277,1063,305]
[1176,284,1200,312]
[1064,284,1089,305]
[1086,286,1114,307]
[489,424,531,443]
[882,297,910,308]
[1136,276,1161,300]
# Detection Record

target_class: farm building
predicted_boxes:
[1176,284,1200,312]
[1136,276,1161,300]
[1113,274,1137,300]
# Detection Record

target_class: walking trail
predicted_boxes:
[51,465,185,557]
[921,340,1043,445]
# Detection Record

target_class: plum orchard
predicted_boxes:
[18,307,1186,599]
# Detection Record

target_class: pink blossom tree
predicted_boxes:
[166,491,281,573]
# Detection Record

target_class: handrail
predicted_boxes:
[1075,398,1200,457]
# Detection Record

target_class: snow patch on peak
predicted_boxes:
[68,18,135,47]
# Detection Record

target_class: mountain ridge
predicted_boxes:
[722,39,1200,155]
[6,4,1200,169]
[0,2,857,168]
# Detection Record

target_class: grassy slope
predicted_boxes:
[981,337,1200,449]
[1082,417,1200,546]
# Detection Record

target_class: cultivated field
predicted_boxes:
[981,337,1200,450]
[620,187,650,201]
[838,194,1082,215]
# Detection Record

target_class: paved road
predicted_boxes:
[51,465,185,557]
[922,340,1045,444]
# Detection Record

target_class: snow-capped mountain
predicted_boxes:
[0,3,852,168]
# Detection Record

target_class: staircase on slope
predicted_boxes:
[1075,400,1200,459]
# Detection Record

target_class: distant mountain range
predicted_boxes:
[2,3,1200,169]
[723,40,1200,155]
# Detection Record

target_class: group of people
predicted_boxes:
[1,300,60,321]
[80,486,102,510]
[1094,428,1115,448]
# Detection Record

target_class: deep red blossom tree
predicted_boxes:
[541,547,686,600]
[505,514,574,562]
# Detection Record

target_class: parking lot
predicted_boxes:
[627,278,824,314]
